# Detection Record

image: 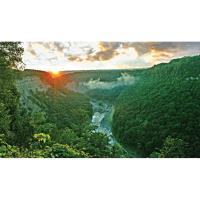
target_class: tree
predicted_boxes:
[150,136,187,158]
[29,133,88,158]
[0,102,11,134]
[113,55,200,157]
[0,42,24,143]
[0,42,24,69]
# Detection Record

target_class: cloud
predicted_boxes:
[67,42,200,64]
[66,42,121,62]
[120,42,200,65]
[52,42,66,52]
[23,42,200,71]
[88,43,119,61]
[26,43,37,56]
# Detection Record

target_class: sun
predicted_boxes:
[49,69,60,78]
[51,70,59,75]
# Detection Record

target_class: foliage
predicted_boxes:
[0,42,24,144]
[0,42,128,158]
[0,42,24,69]
[150,136,187,158]
[4,42,200,158]
[0,133,88,158]
[31,88,92,130]
[113,55,200,157]
[0,103,11,134]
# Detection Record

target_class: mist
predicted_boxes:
[80,73,136,90]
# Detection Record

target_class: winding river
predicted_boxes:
[90,99,116,144]
[90,99,132,157]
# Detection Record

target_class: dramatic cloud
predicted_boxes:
[23,42,200,71]
[86,42,121,61]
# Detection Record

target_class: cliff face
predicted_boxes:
[16,75,50,111]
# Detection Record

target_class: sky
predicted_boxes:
[23,42,200,71]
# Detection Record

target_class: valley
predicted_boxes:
[14,69,136,157]
[13,55,200,157]
[1,41,200,158]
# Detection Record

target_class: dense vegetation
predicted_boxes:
[0,42,126,158]
[1,42,200,158]
[86,87,126,103]
[113,55,200,157]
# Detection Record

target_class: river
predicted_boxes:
[90,99,116,144]
[90,99,133,157]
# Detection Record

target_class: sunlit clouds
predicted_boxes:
[23,42,200,71]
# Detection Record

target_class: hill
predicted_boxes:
[113,55,200,157]
[9,68,130,157]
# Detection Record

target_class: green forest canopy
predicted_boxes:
[113,55,200,157]
[0,42,126,158]
[1,42,200,158]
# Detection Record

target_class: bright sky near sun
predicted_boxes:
[23,42,200,71]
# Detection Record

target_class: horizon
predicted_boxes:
[23,42,200,71]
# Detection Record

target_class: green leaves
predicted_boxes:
[0,102,11,134]
[113,55,200,157]
[150,136,187,158]
[0,42,24,69]
[33,133,51,144]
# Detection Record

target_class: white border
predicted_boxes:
[1,0,200,200]
[1,159,200,200]
[0,0,200,41]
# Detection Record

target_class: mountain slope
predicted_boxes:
[113,55,200,157]
[15,70,92,128]
[11,70,127,157]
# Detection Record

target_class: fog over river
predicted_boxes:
[65,72,136,146]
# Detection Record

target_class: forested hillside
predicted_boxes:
[1,42,200,158]
[113,55,200,157]
[0,42,125,158]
